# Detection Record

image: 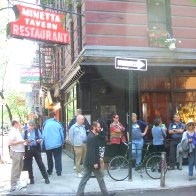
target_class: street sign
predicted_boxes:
[115,57,147,71]
[20,67,40,84]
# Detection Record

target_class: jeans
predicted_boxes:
[188,148,196,177]
[46,146,62,175]
[77,167,109,196]
[132,139,144,166]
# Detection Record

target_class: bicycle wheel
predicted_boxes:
[107,156,129,181]
[145,155,165,179]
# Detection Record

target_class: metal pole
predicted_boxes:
[160,152,166,187]
[39,44,43,126]
[39,44,42,87]
[128,70,133,180]
[1,102,3,157]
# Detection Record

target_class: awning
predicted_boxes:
[60,65,85,90]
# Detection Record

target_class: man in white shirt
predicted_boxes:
[8,120,25,192]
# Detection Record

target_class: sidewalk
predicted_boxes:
[1,150,196,196]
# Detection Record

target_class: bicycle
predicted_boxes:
[107,141,167,181]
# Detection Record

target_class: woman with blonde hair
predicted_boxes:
[181,119,196,181]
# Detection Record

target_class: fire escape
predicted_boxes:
[31,0,67,122]
[40,45,58,85]
[31,44,59,121]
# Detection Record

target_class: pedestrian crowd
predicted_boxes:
[6,108,196,195]
[108,112,196,181]
[8,111,64,192]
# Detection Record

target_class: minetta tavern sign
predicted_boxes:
[7,5,69,44]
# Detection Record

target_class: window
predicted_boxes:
[141,76,170,90]
[64,85,77,139]
[148,0,167,29]
[174,76,196,89]
[147,0,171,47]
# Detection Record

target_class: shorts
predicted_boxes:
[99,146,105,158]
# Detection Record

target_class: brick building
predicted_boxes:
[40,0,196,145]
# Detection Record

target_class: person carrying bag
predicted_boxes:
[22,120,50,185]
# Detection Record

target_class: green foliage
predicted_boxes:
[40,0,54,5]
[5,91,29,123]
[65,0,72,5]
[76,0,82,8]
[148,27,168,48]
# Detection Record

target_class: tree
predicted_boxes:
[0,0,26,123]
[0,1,13,122]
[5,91,29,123]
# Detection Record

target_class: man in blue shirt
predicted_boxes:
[129,113,148,169]
[68,109,90,170]
[168,113,185,170]
[69,115,87,178]
[42,111,64,176]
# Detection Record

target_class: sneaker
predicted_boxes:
[177,166,182,170]
[45,178,50,184]
[9,185,21,192]
[9,187,16,192]
[73,166,76,170]
[189,176,193,181]
[57,173,61,176]
[77,173,83,178]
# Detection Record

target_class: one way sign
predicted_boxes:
[115,57,147,71]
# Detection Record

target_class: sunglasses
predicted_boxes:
[189,124,195,127]
[114,117,119,119]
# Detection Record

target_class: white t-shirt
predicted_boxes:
[8,127,25,152]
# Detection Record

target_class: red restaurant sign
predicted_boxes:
[7,5,69,44]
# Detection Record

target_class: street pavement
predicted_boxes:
[0,148,196,196]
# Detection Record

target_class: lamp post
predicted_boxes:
[0,96,5,157]
[128,70,133,180]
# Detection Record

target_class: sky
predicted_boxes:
[0,0,39,92]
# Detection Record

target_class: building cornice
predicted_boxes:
[60,46,196,90]
[80,46,196,67]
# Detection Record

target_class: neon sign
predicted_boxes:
[7,5,69,44]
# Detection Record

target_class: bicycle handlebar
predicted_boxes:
[123,141,153,146]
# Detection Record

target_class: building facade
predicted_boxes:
[40,0,196,145]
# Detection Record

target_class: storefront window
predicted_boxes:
[174,76,196,89]
[173,92,196,123]
[64,85,77,139]
[141,76,170,90]
[141,73,196,127]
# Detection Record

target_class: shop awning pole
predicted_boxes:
[128,70,133,180]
